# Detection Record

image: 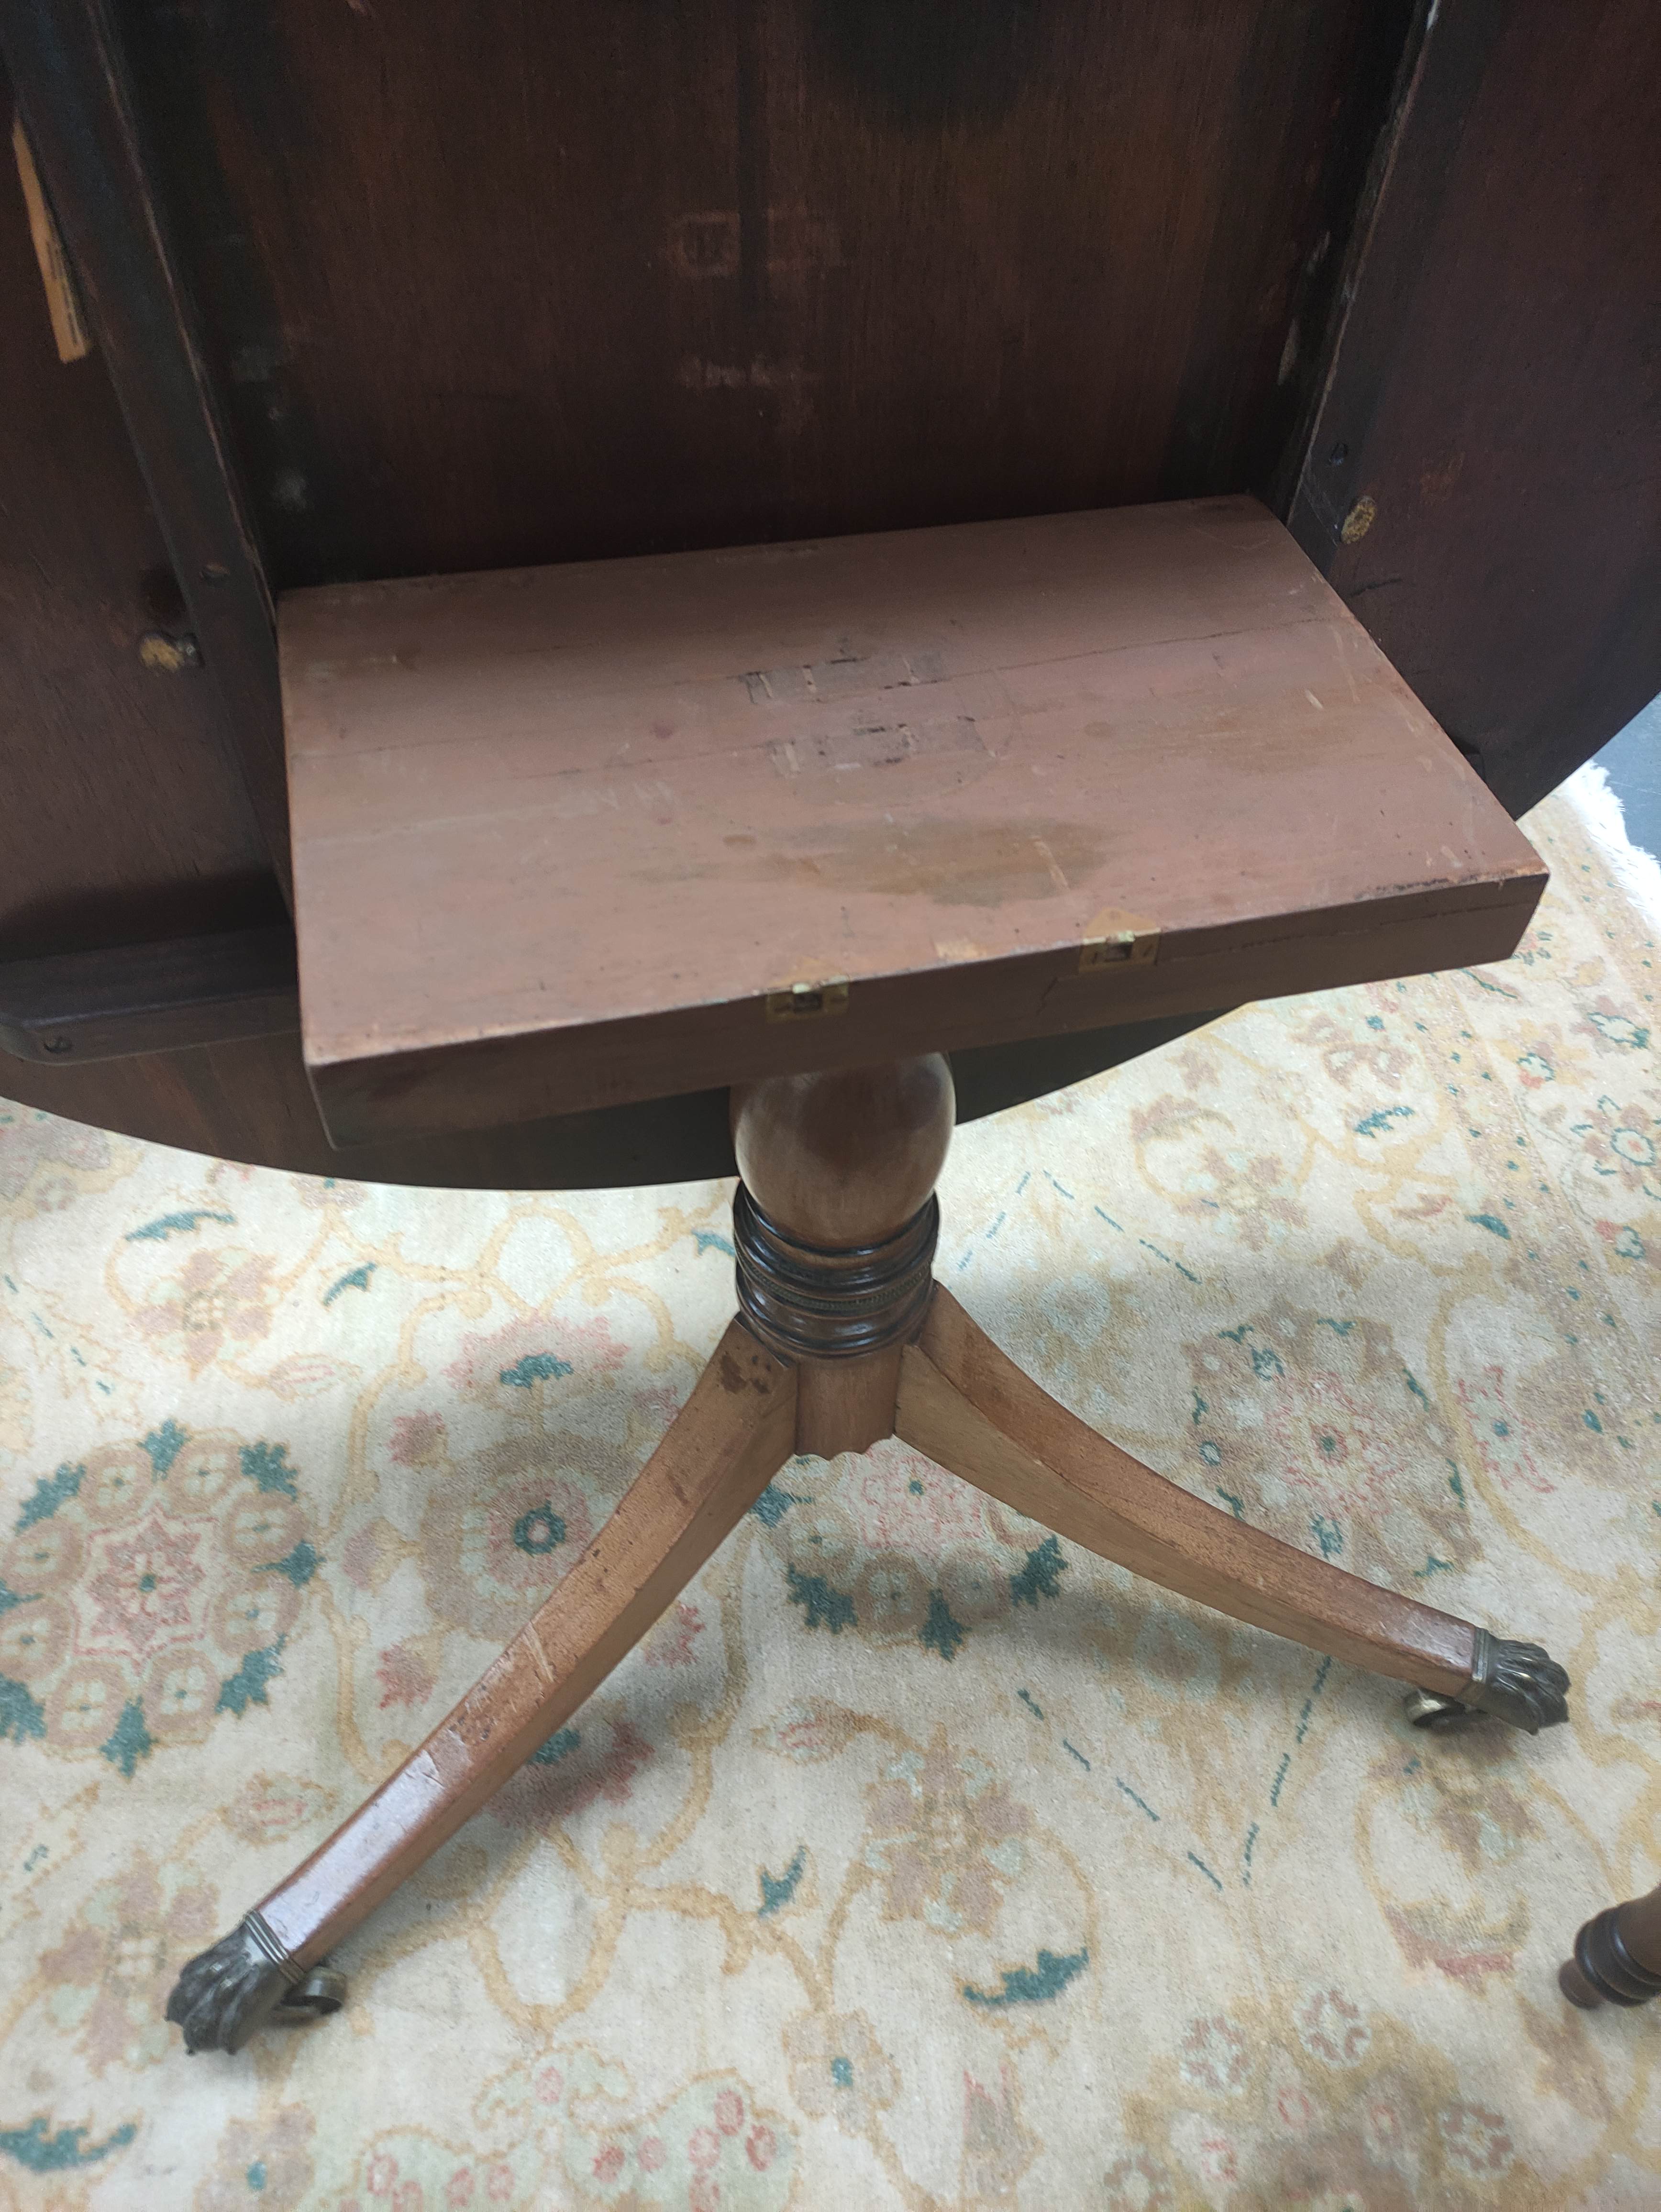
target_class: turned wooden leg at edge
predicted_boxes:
[1560,1881,1661,2009]
[166,1320,796,2055]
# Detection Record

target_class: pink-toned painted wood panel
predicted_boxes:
[285,498,1544,1145]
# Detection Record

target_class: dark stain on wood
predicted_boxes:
[718,1346,769,1395]
[810,0,1045,129]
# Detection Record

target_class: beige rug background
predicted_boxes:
[1,787,1658,2211]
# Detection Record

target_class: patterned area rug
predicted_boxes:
[2,787,1659,2212]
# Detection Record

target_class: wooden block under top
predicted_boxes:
[284,497,1546,1148]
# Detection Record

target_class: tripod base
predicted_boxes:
[166,1055,1568,2053]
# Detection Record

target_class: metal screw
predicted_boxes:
[1339,495,1377,545]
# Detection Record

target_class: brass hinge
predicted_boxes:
[1078,908,1159,973]
[764,978,850,1022]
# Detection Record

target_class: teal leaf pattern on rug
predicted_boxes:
[141,1418,186,1475]
[217,1638,287,1717]
[499,1352,573,1388]
[1585,1008,1648,1049]
[123,1209,234,1243]
[322,1262,376,1305]
[530,1726,580,1767]
[99,1700,154,1777]
[0,1676,46,1745]
[15,1462,83,1531]
[963,1947,1089,2009]
[0,2117,137,2171]
[758,1846,806,1917]
[919,1588,967,1660]
[785,1565,856,1633]
[1311,1515,1343,1559]
[1009,1535,1067,1607]
[261,1540,320,1587]
[750,1482,807,1528]
[238,1441,299,1497]
[1355,1105,1415,1138]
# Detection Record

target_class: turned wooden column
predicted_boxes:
[1560,1880,1661,2009]
[730,1053,954,1458]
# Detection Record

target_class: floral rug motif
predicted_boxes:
[1,787,1658,2210]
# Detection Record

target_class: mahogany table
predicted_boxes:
[3,0,1650,2061]
[163,500,1570,2053]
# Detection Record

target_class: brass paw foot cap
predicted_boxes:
[166,1910,344,2054]
[1405,1632,1570,1736]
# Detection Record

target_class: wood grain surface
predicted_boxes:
[898,1286,1478,1694]
[119,0,1407,589]
[257,1321,795,1971]
[288,498,1545,1146]
[0,1006,1230,1194]
[1289,0,1661,818]
[0,925,298,1063]
[732,1055,954,1247]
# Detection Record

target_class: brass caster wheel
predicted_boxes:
[271,1963,348,2025]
